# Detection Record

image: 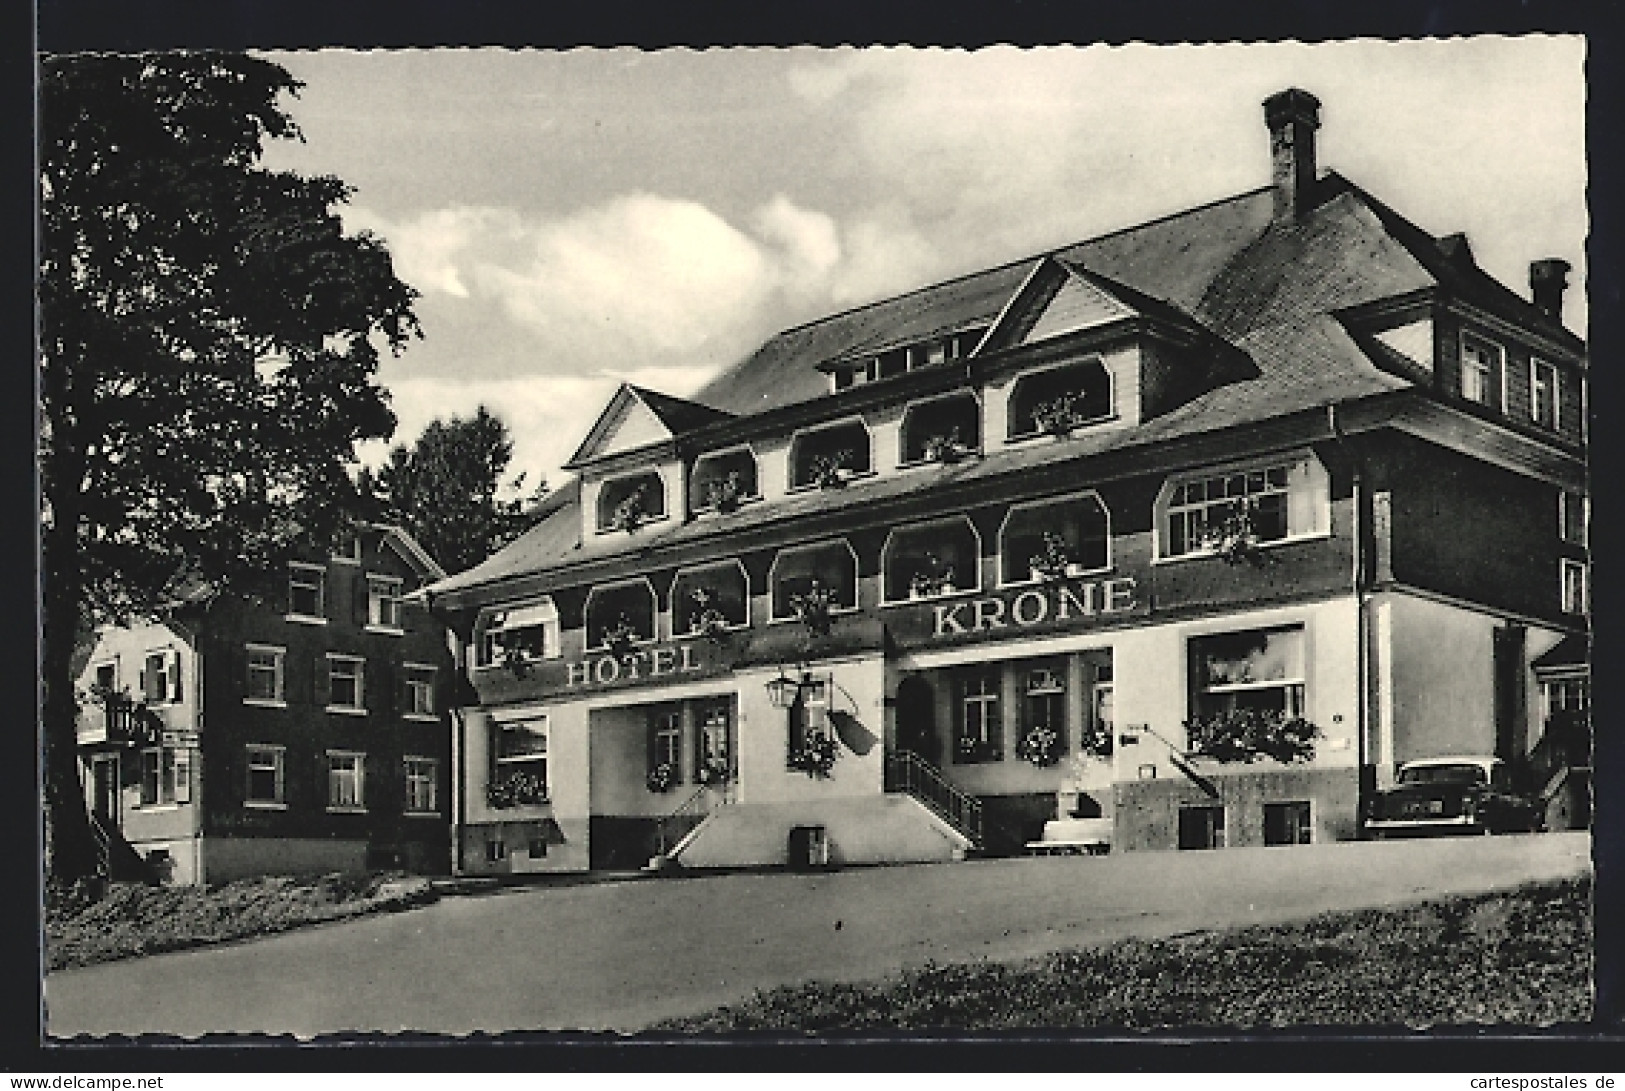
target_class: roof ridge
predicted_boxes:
[754,184,1276,343]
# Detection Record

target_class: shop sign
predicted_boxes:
[564,643,706,689]
[929,576,1138,639]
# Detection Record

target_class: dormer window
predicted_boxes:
[1155,454,1329,561]
[790,420,872,489]
[900,393,981,465]
[691,448,759,514]
[1008,359,1113,440]
[597,471,667,534]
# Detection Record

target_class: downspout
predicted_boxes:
[427,590,465,878]
[1326,402,1372,830]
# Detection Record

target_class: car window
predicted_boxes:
[1398,764,1486,786]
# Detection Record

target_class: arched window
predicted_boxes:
[691,448,759,513]
[671,561,750,636]
[770,540,859,619]
[882,517,981,603]
[584,580,658,649]
[789,420,872,489]
[1007,358,1113,440]
[596,471,667,533]
[1000,492,1111,585]
[1155,455,1329,560]
[899,394,981,465]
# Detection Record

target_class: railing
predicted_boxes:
[88,812,112,878]
[1529,711,1591,800]
[655,781,736,858]
[884,749,983,847]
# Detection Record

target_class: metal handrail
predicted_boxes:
[655,781,736,857]
[885,749,983,846]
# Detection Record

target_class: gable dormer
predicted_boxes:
[978,256,1242,440]
[566,384,735,543]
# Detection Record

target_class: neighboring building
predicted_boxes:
[75,525,455,885]
[425,89,1588,874]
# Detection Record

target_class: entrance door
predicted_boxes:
[895,675,939,766]
[91,755,119,829]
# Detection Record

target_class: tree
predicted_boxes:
[40,53,420,884]
[360,406,547,575]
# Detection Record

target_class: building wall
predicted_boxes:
[193,532,454,877]
[1372,433,1575,624]
[202,836,369,885]
[1114,766,1360,851]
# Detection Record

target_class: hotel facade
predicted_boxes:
[426,89,1589,874]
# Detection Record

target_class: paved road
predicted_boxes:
[46,831,1590,1037]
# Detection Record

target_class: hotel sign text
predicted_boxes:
[929,577,1137,639]
[564,643,705,689]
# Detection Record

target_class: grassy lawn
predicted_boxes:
[46,872,437,972]
[655,876,1591,1031]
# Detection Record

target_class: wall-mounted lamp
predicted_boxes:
[765,668,812,710]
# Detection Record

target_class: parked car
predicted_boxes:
[1365,756,1543,838]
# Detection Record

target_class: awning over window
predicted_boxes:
[1533,633,1588,674]
[491,602,556,630]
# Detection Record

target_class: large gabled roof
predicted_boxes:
[427,173,1580,604]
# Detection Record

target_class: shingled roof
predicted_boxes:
[428,171,1568,601]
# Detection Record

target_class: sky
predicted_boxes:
[260,38,1587,492]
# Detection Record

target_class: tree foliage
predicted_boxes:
[360,406,547,575]
[40,52,420,881]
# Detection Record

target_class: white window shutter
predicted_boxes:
[167,649,183,703]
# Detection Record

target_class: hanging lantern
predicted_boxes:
[765,670,804,710]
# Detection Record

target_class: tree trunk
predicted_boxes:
[42,519,98,886]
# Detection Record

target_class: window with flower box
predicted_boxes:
[883,517,979,603]
[244,744,285,807]
[770,540,859,619]
[956,669,1002,764]
[584,580,658,649]
[1000,492,1110,584]
[1189,626,1306,719]
[326,751,366,812]
[647,706,683,790]
[899,394,981,465]
[596,471,667,533]
[786,675,834,771]
[691,448,759,514]
[1158,455,1328,560]
[1007,359,1113,439]
[1018,663,1067,764]
[491,717,549,807]
[789,420,872,489]
[245,645,285,705]
[695,699,734,785]
[671,561,749,636]
[479,600,559,667]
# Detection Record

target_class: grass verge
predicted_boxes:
[654,876,1592,1031]
[46,872,438,972]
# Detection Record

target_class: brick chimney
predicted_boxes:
[1263,88,1321,222]
[1529,258,1571,323]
